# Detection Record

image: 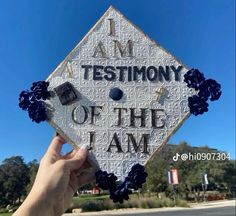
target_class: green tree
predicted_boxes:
[144,146,173,197]
[144,141,235,201]
[0,169,7,206]
[0,156,29,205]
[26,159,39,193]
[223,160,236,195]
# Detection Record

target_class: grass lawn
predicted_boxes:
[73,193,140,203]
[0,213,12,216]
[73,194,109,203]
[69,193,189,212]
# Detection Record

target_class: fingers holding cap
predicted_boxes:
[77,172,95,187]
[67,144,89,171]
[47,135,66,154]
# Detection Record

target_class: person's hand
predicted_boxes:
[14,135,95,216]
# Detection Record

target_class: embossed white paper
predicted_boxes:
[46,6,195,181]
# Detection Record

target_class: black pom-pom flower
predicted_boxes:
[188,95,209,116]
[30,81,50,100]
[184,68,221,116]
[95,163,147,203]
[199,79,221,101]
[184,69,205,90]
[18,81,51,123]
[19,91,32,110]
[110,184,130,203]
[127,164,148,190]
[28,101,47,123]
[95,170,117,190]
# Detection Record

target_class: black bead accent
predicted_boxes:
[54,82,77,105]
[109,87,123,101]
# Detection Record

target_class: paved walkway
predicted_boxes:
[63,199,235,216]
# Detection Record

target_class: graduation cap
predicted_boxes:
[19,7,221,194]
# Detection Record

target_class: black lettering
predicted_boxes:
[171,65,183,81]
[116,66,127,81]
[114,108,127,126]
[133,66,146,81]
[92,41,106,58]
[159,66,170,81]
[82,65,92,80]
[72,106,89,124]
[130,108,146,127]
[104,66,116,81]
[128,66,132,81]
[93,65,103,80]
[107,132,123,152]
[90,105,103,125]
[89,131,95,150]
[113,40,134,57]
[146,66,158,81]
[127,133,149,153]
[151,109,166,128]
[108,18,115,36]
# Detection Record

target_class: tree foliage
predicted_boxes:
[0,157,39,207]
[26,159,39,193]
[0,156,29,205]
[144,142,235,200]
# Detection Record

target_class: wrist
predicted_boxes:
[13,188,54,216]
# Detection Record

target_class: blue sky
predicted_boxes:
[0,0,235,163]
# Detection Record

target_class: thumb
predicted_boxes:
[67,144,89,171]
